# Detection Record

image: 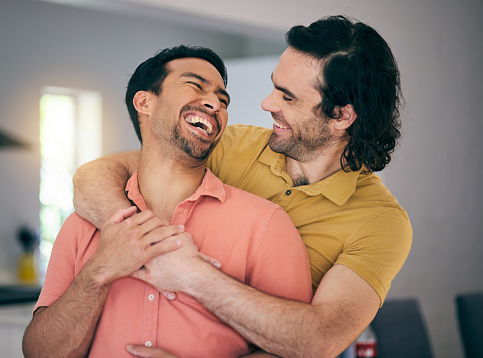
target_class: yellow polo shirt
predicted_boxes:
[207,124,412,304]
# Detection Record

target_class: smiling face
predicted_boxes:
[261,48,334,162]
[146,57,230,161]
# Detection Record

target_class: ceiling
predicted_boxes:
[38,0,355,41]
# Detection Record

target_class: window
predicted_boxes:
[39,87,102,265]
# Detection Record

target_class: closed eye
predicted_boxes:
[283,95,292,102]
[219,98,228,108]
[187,81,202,90]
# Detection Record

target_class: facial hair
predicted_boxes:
[170,105,220,161]
[269,113,333,162]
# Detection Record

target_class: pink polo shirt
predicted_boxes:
[36,169,312,357]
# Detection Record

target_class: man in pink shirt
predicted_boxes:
[22,45,312,358]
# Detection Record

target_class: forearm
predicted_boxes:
[73,150,141,229]
[185,265,331,358]
[23,264,111,357]
[185,263,379,358]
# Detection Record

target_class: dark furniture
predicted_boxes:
[370,298,434,358]
[0,285,42,305]
[455,291,483,358]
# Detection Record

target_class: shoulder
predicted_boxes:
[350,171,412,247]
[220,124,272,144]
[221,182,281,212]
[56,212,99,248]
[208,125,272,166]
[63,212,98,233]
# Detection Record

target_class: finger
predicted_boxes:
[130,269,177,301]
[126,344,179,358]
[138,217,183,241]
[160,290,177,300]
[105,206,138,226]
[200,252,222,269]
[131,267,146,281]
[145,236,183,260]
[129,210,155,225]
[141,225,185,247]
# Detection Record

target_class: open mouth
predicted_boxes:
[274,119,290,130]
[185,114,214,135]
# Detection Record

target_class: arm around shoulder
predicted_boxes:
[73,150,141,228]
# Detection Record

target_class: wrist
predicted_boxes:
[81,257,116,289]
[183,260,227,299]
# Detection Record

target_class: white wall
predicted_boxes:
[0,0,250,274]
[188,4,483,357]
[1,0,482,357]
[368,3,483,358]
[225,56,279,128]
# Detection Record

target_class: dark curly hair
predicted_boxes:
[286,15,403,172]
[125,45,228,144]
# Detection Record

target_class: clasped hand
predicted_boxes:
[89,206,183,285]
[91,206,220,294]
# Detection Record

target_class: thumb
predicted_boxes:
[126,344,151,357]
[108,206,138,225]
[126,344,179,357]
[131,267,146,281]
[200,252,221,269]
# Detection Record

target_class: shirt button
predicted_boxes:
[148,294,155,301]
[285,190,292,196]
[145,341,152,347]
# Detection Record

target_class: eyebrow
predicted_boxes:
[180,72,230,105]
[271,73,298,100]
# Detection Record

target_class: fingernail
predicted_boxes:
[214,262,221,269]
[167,293,176,300]
[176,240,182,247]
[178,225,184,230]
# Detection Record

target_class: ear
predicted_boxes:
[133,91,154,116]
[333,104,357,130]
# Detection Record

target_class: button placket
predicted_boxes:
[142,287,158,348]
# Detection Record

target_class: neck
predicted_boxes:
[285,140,347,186]
[137,149,206,225]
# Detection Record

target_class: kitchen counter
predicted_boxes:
[0,285,41,305]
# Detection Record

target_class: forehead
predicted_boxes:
[273,48,322,97]
[166,57,225,88]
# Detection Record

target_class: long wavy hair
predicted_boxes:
[286,15,403,172]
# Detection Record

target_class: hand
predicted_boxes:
[88,207,185,285]
[241,353,278,357]
[132,232,221,295]
[126,344,179,357]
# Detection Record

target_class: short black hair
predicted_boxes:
[287,15,403,172]
[125,45,228,143]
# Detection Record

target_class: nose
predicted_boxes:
[261,90,279,113]
[201,92,220,112]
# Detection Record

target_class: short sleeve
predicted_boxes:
[245,207,313,303]
[34,213,86,313]
[336,208,412,305]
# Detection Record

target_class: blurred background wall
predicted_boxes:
[0,0,482,357]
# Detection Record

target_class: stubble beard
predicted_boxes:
[171,123,215,161]
[152,103,218,161]
[269,119,333,162]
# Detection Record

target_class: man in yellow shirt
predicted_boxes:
[73,15,412,357]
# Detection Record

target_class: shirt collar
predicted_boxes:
[125,168,226,211]
[258,145,361,206]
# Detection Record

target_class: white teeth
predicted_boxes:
[274,121,288,129]
[185,115,213,134]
